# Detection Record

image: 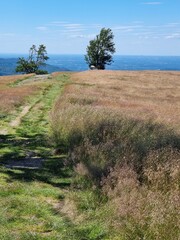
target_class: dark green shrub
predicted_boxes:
[35,70,48,75]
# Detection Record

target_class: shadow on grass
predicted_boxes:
[0,133,71,188]
[4,166,71,188]
[0,133,48,161]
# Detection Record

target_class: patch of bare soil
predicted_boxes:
[20,74,51,84]
[0,129,8,135]
[10,105,31,127]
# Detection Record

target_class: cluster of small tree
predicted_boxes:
[16,28,115,74]
[16,44,49,74]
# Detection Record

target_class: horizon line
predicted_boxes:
[0,53,180,57]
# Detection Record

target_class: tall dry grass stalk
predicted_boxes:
[71,70,180,132]
[50,70,180,239]
[51,100,179,180]
[102,155,179,239]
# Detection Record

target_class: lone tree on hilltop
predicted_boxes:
[16,44,49,74]
[85,28,115,70]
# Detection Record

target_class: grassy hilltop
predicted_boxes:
[0,71,180,239]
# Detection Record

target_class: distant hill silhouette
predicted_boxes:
[0,58,69,76]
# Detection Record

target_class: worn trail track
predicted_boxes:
[0,74,53,169]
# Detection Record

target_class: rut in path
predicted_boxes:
[0,106,31,135]
[10,105,31,127]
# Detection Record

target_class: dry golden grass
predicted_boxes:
[0,74,32,86]
[51,70,180,177]
[0,74,43,113]
[49,71,180,239]
[70,70,180,132]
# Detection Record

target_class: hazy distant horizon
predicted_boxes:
[1,55,180,76]
[1,53,180,58]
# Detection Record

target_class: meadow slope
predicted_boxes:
[70,70,180,131]
[0,71,180,240]
[51,70,180,239]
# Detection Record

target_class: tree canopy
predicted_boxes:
[16,44,49,74]
[85,28,116,70]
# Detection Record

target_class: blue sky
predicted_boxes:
[0,0,180,55]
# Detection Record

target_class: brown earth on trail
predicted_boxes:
[10,105,31,127]
[69,70,180,132]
